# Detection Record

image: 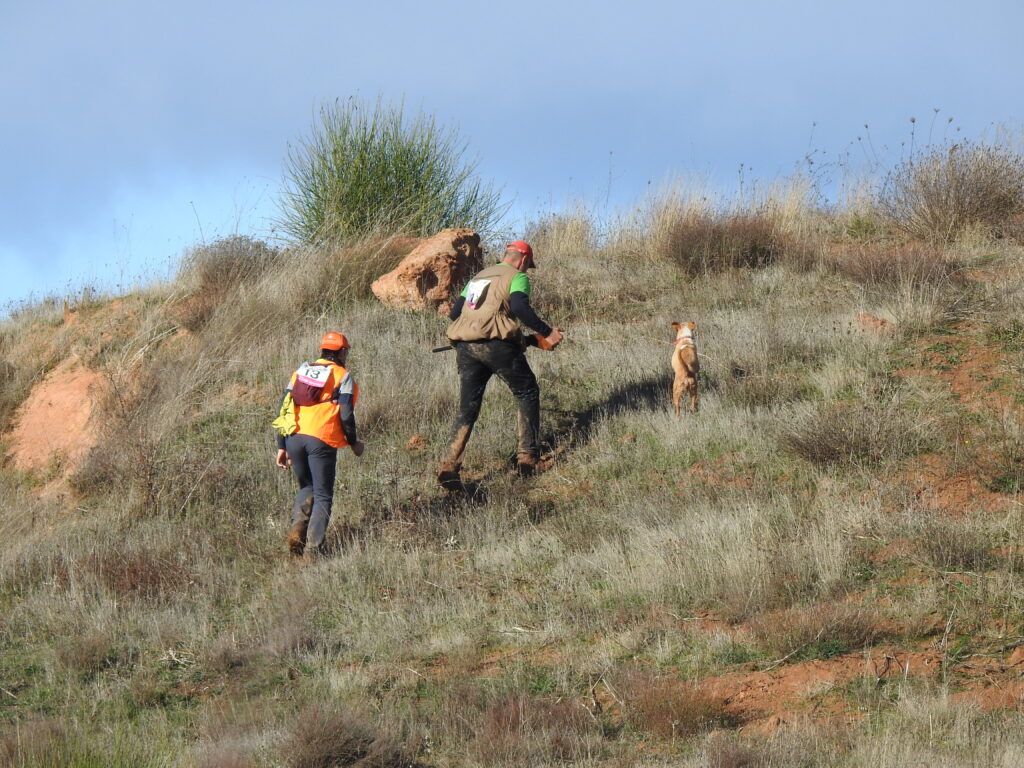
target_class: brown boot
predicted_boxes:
[437,461,464,492]
[286,520,308,556]
[301,546,322,564]
[515,454,539,478]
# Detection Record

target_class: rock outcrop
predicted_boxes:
[370,229,482,315]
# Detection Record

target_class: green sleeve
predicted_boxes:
[509,272,531,296]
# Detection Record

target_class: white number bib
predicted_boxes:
[465,279,491,310]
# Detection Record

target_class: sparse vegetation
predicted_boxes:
[4,131,1024,765]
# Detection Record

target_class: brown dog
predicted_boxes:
[671,322,699,416]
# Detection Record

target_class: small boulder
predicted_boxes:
[370,229,482,315]
[405,434,428,452]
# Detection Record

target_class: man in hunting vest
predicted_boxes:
[438,241,563,490]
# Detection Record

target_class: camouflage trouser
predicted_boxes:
[285,433,337,552]
[441,340,540,473]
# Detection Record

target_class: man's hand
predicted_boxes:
[544,328,564,349]
[351,441,365,457]
[276,449,291,468]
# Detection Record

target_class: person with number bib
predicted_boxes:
[438,241,563,490]
[273,331,364,560]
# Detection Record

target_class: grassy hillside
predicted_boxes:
[3,175,1024,766]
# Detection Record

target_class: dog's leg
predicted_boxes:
[672,379,682,419]
[689,377,699,413]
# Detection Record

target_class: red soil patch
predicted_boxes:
[896,321,1019,416]
[405,434,428,452]
[6,357,105,480]
[954,680,1024,712]
[700,649,942,732]
[856,312,894,333]
[901,454,1011,516]
[893,322,1021,515]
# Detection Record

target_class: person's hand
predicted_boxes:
[544,328,564,349]
[276,449,291,468]
[351,441,365,457]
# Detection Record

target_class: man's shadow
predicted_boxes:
[323,480,489,554]
[323,373,673,554]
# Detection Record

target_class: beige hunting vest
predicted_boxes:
[446,263,523,343]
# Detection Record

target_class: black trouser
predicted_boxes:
[442,339,541,470]
[285,433,337,551]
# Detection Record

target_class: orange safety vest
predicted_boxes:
[287,359,359,449]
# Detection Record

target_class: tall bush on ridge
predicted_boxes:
[879,140,1024,243]
[277,98,502,243]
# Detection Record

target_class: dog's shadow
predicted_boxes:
[542,373,674,461]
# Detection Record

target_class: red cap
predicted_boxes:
[320,331,350,351]
[506,240,534,260]
[506,240,535,269]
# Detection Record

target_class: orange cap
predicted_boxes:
[320,331,350,351]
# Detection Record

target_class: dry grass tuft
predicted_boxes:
[80,546,195,603]
[653,209,815,273]
[825,243,961,289]
[0,718,70,766]
[905,514,998,572]
[616,667,734,739]
[781,393,934,468]
[55,629,126,679]
[278,703,414,768]
[880,140,1024,243]
[748,601,885,662]
[196,746,258,768]
[647,199,815,274]
[174,236,279,330]
[424,681,601,766]
[470,693,596,765]
[705,727,838,768]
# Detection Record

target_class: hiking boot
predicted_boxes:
[286,521,308,556]
[301,546,322,564]
[515,454,539,478]
[437,469,464,492]
[437,461,464,492]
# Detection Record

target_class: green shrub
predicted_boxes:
[277,98,502,244]
[879,140,1024,243]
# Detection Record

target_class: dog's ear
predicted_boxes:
[671,322,681,331]
[687,321,696,330]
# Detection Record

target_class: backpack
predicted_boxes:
[271,391,297,437]
[291,361,334,406]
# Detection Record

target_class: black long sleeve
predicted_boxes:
[449,295,465,321]
[509,292,552,337]
[337,392,358,446]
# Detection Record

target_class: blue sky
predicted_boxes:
[1,0,1020,311]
